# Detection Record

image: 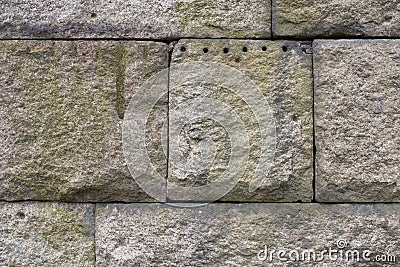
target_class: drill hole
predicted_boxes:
[242,47,248,52]
[16,211,25,219]
[203,48,209,54]
[223,48,229,53]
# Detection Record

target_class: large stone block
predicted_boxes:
[0,202,94,266]
[314,40,400,202]
[95,203,400,266]
[0,40,169,201]
[0,0,271,39]
[167,40,313,203]
[273,0,400,38]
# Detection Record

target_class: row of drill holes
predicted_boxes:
[181,46,288,53]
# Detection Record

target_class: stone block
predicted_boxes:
[273,0,400,38]
[314,40,400,202]
[0,40,169,201]
[95,203,400,266]
[0,202,94,266]
[1,0,271,39]
[167,39,313,203]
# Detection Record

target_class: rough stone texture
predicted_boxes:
[314,40,400,202]
[168,40,313,202]
[272,0,400,38]
[96,203,400,266]
[0,40,169,201]
[0,202,94,266]
[0,0,271,39]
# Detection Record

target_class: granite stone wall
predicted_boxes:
[0,1,399,266]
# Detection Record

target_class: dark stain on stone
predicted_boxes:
[282,41,313,56]
[16,211,26,219]
[115,43,127,119]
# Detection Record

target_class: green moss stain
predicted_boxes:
[40,206,90,248]
[4,42,113,200]
[115,43,127,119]
[37,204,95,262]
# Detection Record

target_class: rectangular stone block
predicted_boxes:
[0,40,169,201]
[273,0,400,38]
[314,40,400,202]
[0,202,94,266]
[96,203,400,266]
[0,0,271,39]
[167,40,313,203]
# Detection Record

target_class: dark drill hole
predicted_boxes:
[262,46,267,51]
[223,48,229,53]
[203,48,209,54]
[282,46,288,52]
[90,13,97,19]
[180,46,186,52]
[242,47,248,52]
[16,211,25,219]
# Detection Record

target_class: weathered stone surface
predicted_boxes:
[96,203,400,266]
[314,40,400,202]
[0,0,271,39]
[0,40,169,201]
[273,0,400,38]
[0,202,94,266]
[167,40,313,202]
